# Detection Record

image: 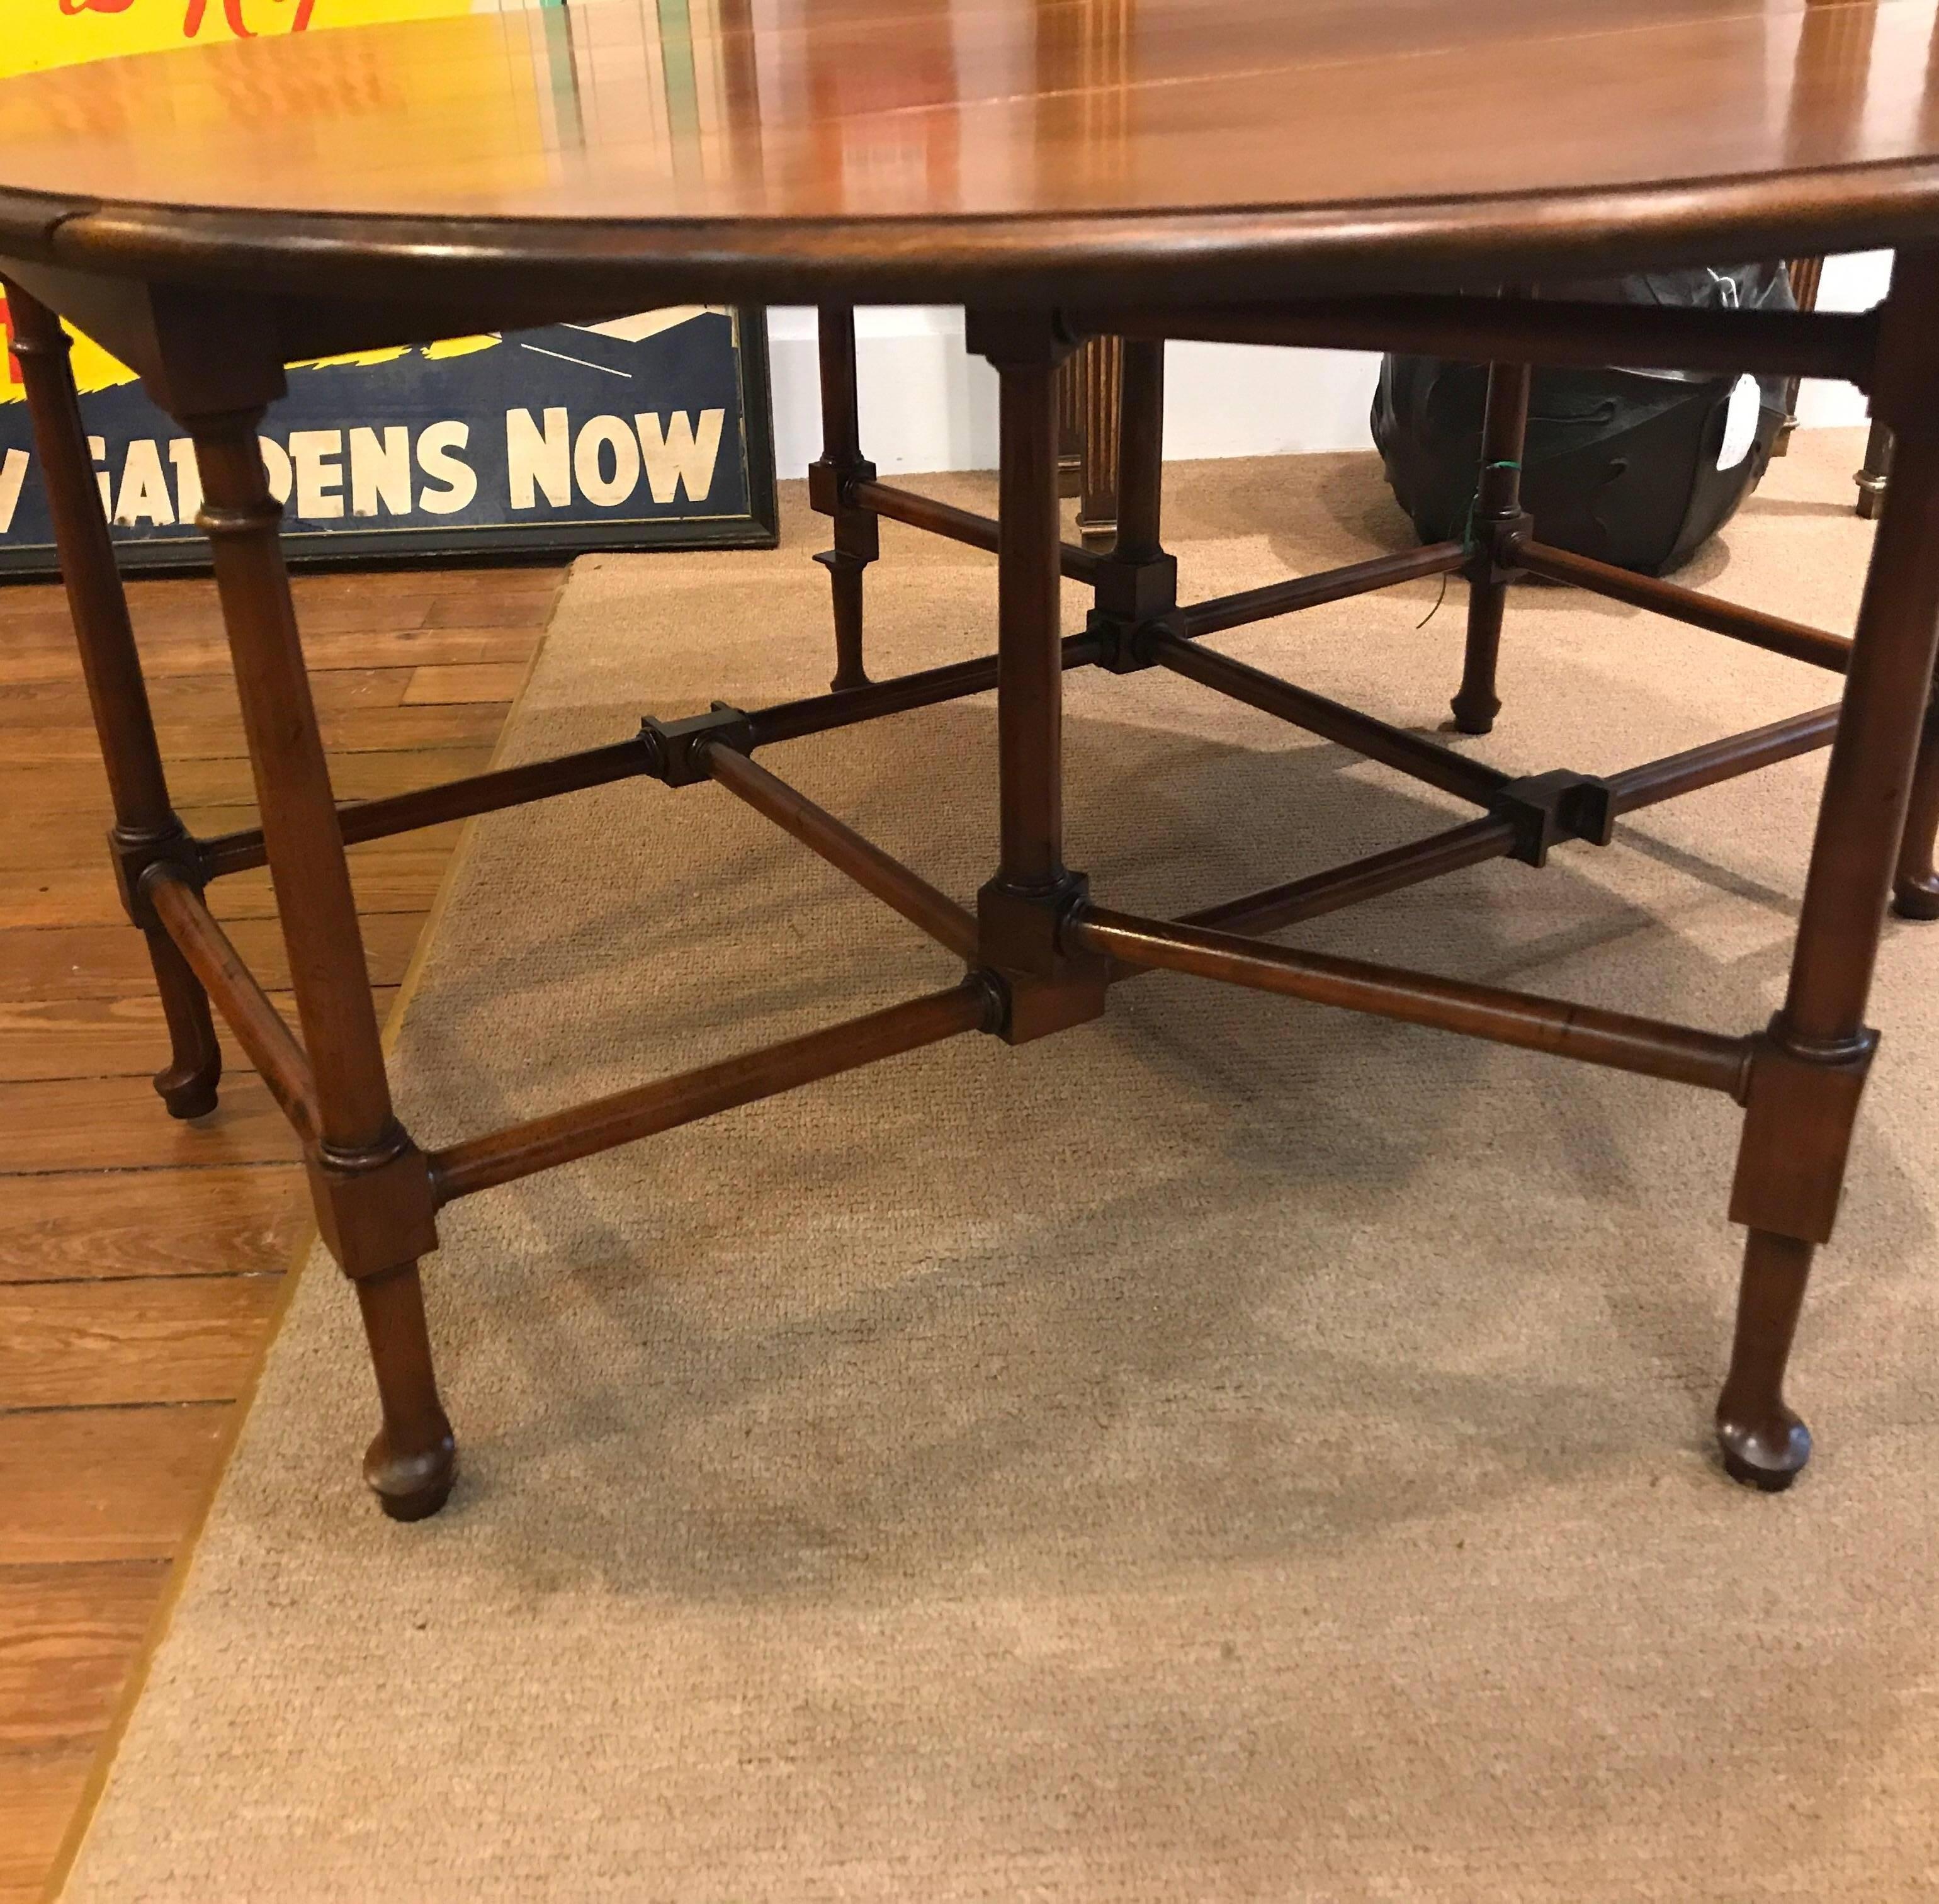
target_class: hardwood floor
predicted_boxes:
[0,561,559,1903]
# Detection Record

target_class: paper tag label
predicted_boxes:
[1718,374,1760,471]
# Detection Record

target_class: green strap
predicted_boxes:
[1423,460,1527,627]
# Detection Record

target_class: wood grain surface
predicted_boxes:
[0,562,556,1903]
[2,0,1937,297]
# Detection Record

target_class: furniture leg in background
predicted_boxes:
[1857,417,1893,519]
[1084,337,1179,676]
[2,279,222,1119]
[809,305,878,692]
[1058,334,1124,550]
[1781,254,1896,517]
[1891,533,1939,921]
[1450,356,1532,734]
[1774,254,1825,454]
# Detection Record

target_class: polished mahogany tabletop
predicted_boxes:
[3,0,1939,300]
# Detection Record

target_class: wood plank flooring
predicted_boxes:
[0,562,558,1902]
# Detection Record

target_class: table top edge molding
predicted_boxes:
[7,158,1939,310]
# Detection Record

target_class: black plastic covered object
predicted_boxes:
[1370,264,1794,577]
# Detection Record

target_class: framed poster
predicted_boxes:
[0,306,779,574]
[0,0,779,573]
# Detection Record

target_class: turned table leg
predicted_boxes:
[809,305,878,692]
[1856,416,1893,521]
[1892,693,1939,919]
[4,279,222,1118]
[1110,338,1167,574]
[1071,334,1124,551]
[181,397,455,1520]
[985,320,1071,897]
[1719,251,1939,1488]
[968,310,1109,1042]
[1450,357,1532,735]
[1085,337,1179,671]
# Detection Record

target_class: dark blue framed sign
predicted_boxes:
[0,300,777,574]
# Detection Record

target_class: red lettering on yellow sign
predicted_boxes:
[54,0,318,38]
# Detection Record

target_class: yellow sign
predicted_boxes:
[1,0,475,82]
[0,1,774,567]
[0,0,534,404]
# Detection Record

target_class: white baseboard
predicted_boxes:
[765,254,1892,480]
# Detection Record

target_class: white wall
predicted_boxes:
[1794,251,1892,426]
[764,307,1381,479]
[765,252,1893,479]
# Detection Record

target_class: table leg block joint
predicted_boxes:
[1490,769,1615,866]
[307,1126,442,1283]
[638,705,755,785]
[1728,1020,1878,1245]
[109,817,211,927]
[979,876,1109,1043]
[1087,549,1180,674]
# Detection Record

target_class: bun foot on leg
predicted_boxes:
[365,1417,457,1522]
[1714,1228,1816,1493]
[1892,702,1939,917]
[155,1063,222,1122]
[1716,1403,1812,1492]
[147,926,222,1119]
[1891,869,1939,920]
[356,1262,457,1522]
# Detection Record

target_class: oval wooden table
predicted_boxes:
[5,0,1939,1518]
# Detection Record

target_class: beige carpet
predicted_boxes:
[64,430,1939,1900]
